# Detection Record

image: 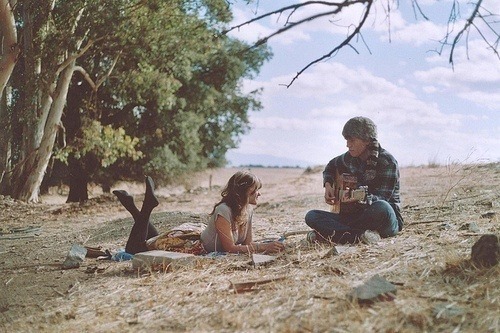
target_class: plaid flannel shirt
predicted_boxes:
[323,146,404,229]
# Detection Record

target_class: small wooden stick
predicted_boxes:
[407,220,446,226]
[230,276,287,293]
[282,230,310,239]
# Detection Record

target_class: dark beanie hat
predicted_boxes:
[342,116,377,141]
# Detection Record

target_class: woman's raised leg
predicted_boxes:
[113,176,160,254]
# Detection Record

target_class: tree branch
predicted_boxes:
[74,65,96,91]
[449,0,483,66]
[74,51,122,92]
[230,0,498,85]
[410,0,429,21]
[472,13,500,60]
[225,0,372,87]
[254,8,347,48]
[55,39,94,76]
[224,1,351,34]
[285,0,373,87]
[95,51,121,90]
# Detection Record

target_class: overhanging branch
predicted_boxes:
[448,0,484,66]
[286,0,373,87]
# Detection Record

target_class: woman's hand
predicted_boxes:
[260,241,285,254]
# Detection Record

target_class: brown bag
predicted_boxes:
[146,222,207,255]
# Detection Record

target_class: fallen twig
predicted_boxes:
[230,276,287,293]
[282,230,310,238]
[461,233,495,237]
[0,234,37,240]
[408,220,446,226]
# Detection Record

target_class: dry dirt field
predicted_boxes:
[0,164,499,332]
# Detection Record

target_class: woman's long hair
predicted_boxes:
[210,171,262,231]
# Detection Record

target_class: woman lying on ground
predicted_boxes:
[113,171,285,255]
[200,170,284,254]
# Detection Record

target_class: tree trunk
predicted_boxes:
[0,0,19,190]
[19,1,40,161]
[0,0,19,96]
[12,61,75,202]
[0,88,11,193]
[66,156,88,203]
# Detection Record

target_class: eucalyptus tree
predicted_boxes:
[0,0,20,191]
[2,0,269,202]
[0,0,18,96]
[2,0,135,202]
[58,0,269,200]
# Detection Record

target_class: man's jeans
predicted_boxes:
[305,200,399,244]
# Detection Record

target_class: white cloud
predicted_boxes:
[241,62,471,163]
[415,40,500,109]
[250,115,319,131]
[228,6,312,46]
[267,62,459,126]
[458,91,500,110]
[390,20,448,46]
[230,1,403,47]
[369,0,499,56]
[229,1,500,167]
[422,85,438,93]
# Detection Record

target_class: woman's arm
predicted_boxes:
[241,212,284,254]
[242,218,253,245]
[215,215,284,254]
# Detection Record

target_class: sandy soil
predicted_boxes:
[0,164,498,332]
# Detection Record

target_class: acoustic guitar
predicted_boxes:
[331,170,368,214]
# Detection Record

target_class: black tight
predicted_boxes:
[113,176,159,254]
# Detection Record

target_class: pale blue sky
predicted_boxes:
[226,0,500,167]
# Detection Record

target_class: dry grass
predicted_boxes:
[0,164,499,332]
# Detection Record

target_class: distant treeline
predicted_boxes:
[236,164,306,169]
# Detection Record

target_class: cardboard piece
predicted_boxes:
[251,253,277,266]
[132,250,199,271]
